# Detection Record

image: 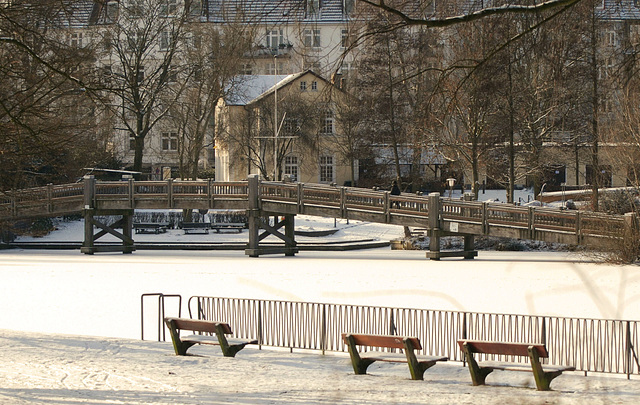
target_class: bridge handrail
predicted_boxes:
[0,179,635,246]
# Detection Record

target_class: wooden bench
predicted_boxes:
[164,317,258,357]
[457,339,575,391]
[133,222,168,234]
[181,222,210,234]
[342,333,447,380]
[210,222,245,233]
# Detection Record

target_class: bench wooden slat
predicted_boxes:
[346,334,422,351]
[480,361,575,373]
[457,340,548,358]
[182,334,258,347]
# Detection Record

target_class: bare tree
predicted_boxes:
[168,22,255,181]
[0,1,115,190]
[94,0,192,174]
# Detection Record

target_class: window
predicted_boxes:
[69,32,83,47]
[240,63,253,75]
[284,155,299,182]
[425,0,436,15]
[186,32,201,49]
[343,0,355,15]
[188,0,202,16]
[631,24,640,45]
[307,0,320,15]
[341,29,352,48]
[586,165,612,188]
[605,30,618,47]
[304,29,321,48]
[136,66,145,84]
[159,31,172,51]
[106,1,119,22]
[283,118,301,136]
[266,29,284,50]
[166,65,177,83]
[311,81,318,91]
[321,109,334,134]
[162,132,178,151]
[159,0,178,16]
[267,61,283,75]
[129,135,136,151]
[319,155,334,183]
[300,81,307,91]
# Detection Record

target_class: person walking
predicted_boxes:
[390,180,400,208]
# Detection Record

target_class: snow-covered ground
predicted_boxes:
[1,202,639,404]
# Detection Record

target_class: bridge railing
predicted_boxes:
[187,295,640,377]
[91,179,249,209]
[0,179,635,246]
[0,183,85,218]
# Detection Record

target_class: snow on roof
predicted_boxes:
[224,74,295,106]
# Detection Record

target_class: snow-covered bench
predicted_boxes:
[457,339,575,391]
[133,222,168,234]
[181,222,210,234]
[164,317,257,357]
[342,333,447,380]
[210,222,245,233]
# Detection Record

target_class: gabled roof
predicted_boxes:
[227,70,339,106]
[225,74,293,106]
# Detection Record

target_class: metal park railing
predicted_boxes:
[187,296,640,378]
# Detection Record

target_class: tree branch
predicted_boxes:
[359,0,583,28]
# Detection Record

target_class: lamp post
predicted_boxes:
[273,53,279,181]
[447,177,456,199]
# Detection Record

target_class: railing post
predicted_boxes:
[47,183,53,214]
[482,202,489,235]
[127,176,135,209]
[626,321,631,379]
[258,300,263,349]
[167,178,174,208]
[83,175,95,209]
[297,182,304,214]
[427,193,441,259]
[321,304,327,355]
[208,178,214,209]
[384,191,391,223]
[528,206,535,240]
[576,211,582,244]
[246,174,261,257]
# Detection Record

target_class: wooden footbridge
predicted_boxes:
[1,175,636,259]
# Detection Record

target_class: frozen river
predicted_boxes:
[1,242,638,340]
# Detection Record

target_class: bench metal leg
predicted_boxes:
[462,342,493,385]
[528,346,562,391]
[165,319,196,355]
[344,334,376,375]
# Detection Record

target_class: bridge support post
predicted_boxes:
[426,193,477,260]
[80,177,135,254]
[426,193,442,260]
[245,175,298,257]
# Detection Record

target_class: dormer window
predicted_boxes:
[343,0,354,15]
[306,0,321,16]
[105,1,119,23]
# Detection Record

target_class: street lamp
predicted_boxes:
[446,177,456,199]
[273,53,279,181]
